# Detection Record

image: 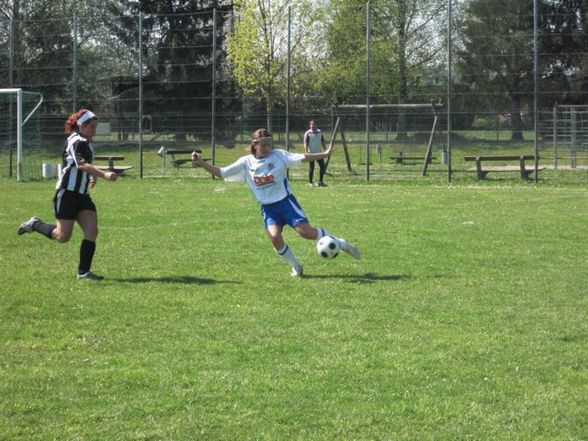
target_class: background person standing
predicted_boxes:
[304,120,327,187]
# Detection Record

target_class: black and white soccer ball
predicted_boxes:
[316,236,340,259]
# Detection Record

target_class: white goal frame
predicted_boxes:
[0,88,44,181]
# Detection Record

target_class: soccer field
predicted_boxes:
[1,177,587,440]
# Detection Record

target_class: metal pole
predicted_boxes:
[17,89,23,182]
[447,0,453,182]
[139,12,144,179]
[366,1,371,181]
[286,6,291,153]
[211,8,217,173]
[552,104,558,170]
[9,19,14,178]
[533,0,539,182]
[72,15,78,112]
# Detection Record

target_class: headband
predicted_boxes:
[77,111,97,126]
[253,136,272,143]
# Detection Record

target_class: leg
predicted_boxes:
[52,219,76,243]
[318,159,327,186]
[266,224,285,251]
[76,210,100,277]
[296,223,362,260]
[308,161,315,185]
[294,222,319,240]
[267,224,303,276]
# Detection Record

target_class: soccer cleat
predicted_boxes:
[338,239,361,260]
[317,182,328,187]
[17,216,41,235]
[291,264,304,277]
[77,271,104,281]
[308,182,314,187]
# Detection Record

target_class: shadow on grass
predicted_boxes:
[303,272,407,284]
[111,275,239,285]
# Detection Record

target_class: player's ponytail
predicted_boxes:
[64,109,97,135]
[249,128,272,154]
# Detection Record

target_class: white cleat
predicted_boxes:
[338,239,361,260]
[291,264,304,277]
[17,216,41,235]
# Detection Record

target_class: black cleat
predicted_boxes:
[77,271,104,281]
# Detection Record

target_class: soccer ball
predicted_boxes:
[316,236,340,259]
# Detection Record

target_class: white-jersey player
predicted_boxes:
[192,128,360,276]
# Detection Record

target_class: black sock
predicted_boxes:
[78,239,96,275]
[33,221,56,239]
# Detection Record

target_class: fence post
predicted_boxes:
[9,19,14,178]
[286,6,291,153]
[447,0,453,182]
[139,12,144,179]
[365,1,371,181]
[533,0,539,182]
[211,8,217,174]
[72,15,78,112]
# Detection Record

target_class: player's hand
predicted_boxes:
[89,177,97,189]
[105,172,117,182]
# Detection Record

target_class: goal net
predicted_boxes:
[0,89,43,181]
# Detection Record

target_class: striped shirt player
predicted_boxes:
[55,132,95,209]
[17,109,117,280]
[303,120,327,187]
[192,128,360,277]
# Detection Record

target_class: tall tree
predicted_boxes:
[457,0,535,140]
[540,0,588,105]
[320,0,445,139]
[227,0,319,131]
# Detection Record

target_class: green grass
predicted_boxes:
[1,176,587,440]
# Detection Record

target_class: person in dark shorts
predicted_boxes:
[17,109,117,280]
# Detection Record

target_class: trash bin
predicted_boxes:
[42,163,57,179]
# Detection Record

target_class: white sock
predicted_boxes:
[276,244,301,268]
[317,227,350,250]
[316,227,335,241]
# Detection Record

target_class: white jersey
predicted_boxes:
[220,149,305,205]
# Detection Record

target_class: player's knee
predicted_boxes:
[54,230,72,243]
[297,226,316,240]
[85,227,98,241]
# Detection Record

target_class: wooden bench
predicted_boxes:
[464,155,544,180]
[93,156,133,174]
[157,148,207,168]
[390,152,437,165]
[390,151,436,164]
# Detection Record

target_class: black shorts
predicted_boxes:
[53,189,96,220]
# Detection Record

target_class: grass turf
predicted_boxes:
[0,177,587,440]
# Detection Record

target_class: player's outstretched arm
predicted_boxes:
[192,151,222,178]
[302,145,333,163]
[79,162,117,182]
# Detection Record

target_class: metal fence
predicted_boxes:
[1,2,587,182]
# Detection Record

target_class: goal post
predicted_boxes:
[0,88,43,181]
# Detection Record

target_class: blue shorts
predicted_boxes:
[261,194,309,230]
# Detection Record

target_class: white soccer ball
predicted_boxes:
[316,236,340,259]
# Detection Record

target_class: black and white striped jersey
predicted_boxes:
[56,133,94,195]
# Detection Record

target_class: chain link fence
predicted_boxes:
[1,2,587,182]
